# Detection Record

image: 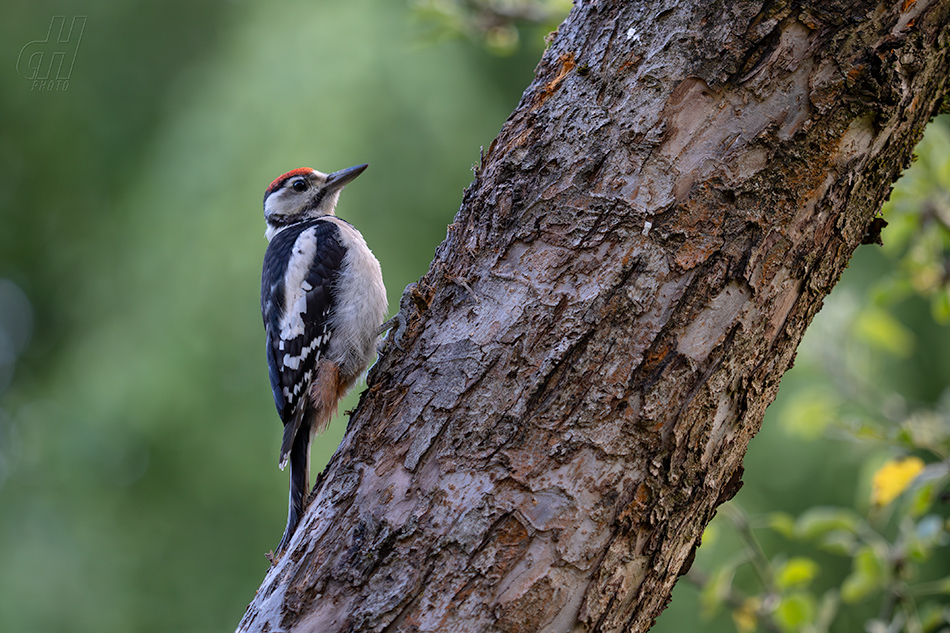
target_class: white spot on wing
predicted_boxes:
[282,336,323,370]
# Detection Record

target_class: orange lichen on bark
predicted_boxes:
[541,53,577,102]
[617,53,644,75]
[672,188,726,270]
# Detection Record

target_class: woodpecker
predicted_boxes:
[260,164,387,552]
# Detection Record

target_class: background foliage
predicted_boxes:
[0,2,946,632]
[664,116,950,633]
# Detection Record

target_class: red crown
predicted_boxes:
[265,168,316,196]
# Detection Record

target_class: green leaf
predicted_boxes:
[779,388,840,438]
[869,275,913,307]
[701,519,721,549]
[774,592,816,631]
[931,288,950,325]
[853,306,915,357]
[918,601,948,631]
[817,530,859,556]
[814,590,840,633]
[795,507,862,540]
[879,206,919,255]
[929,575,950,594]
[908,481,935,518]
[699,566,734,619]
[768,512,796,539]
[840,546,887,603]
[775,557,820,589]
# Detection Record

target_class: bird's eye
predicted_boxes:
[291,180,308,192]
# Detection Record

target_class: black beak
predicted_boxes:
[325,164,368,189]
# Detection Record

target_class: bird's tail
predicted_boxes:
[277,418,311,552]
[274,360,344,553]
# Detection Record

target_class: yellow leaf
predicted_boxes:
[871,457,925,506]
[732,597,760,633]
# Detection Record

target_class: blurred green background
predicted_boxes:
[0,2,947,632]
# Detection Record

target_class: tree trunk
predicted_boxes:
[238,1,950,631]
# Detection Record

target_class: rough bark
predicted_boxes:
[238,1,950,631]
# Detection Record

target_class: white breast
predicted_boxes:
[324,217,388,380]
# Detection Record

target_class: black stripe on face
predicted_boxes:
[267,211,308,229]
[307,188,327,212]
[265,189,330,229]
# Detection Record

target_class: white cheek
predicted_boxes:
[264,190,298,219]
[264,192,298,241]
[263,193,282,219]
[315,190,342,217]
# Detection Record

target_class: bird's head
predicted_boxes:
[263,164,368,240]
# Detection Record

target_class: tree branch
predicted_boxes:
[238,1,950,631]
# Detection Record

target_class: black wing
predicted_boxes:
[261,220,345,426]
